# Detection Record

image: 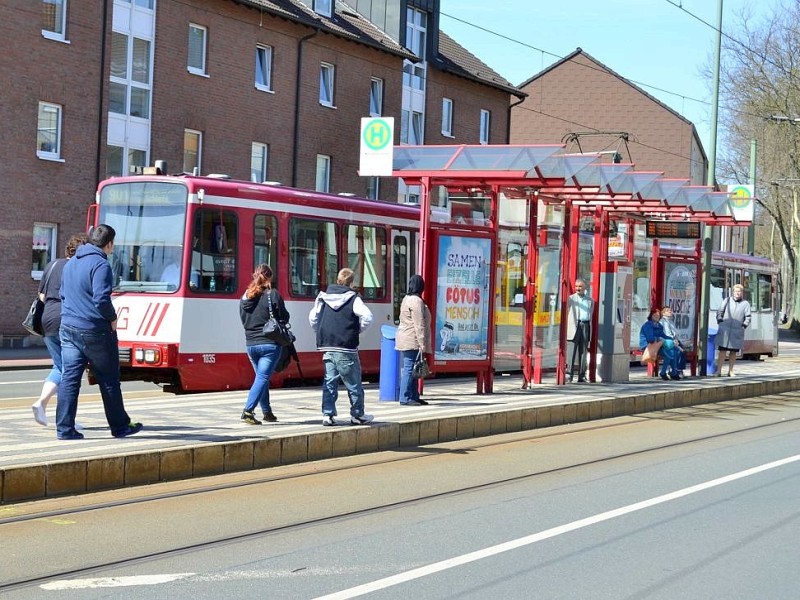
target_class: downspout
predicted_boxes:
[95,0,110,185]
[507,95,525,143]
[292,28,320,187]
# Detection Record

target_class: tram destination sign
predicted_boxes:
[645,220,701,239]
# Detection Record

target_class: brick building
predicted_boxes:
[511,48,708,184]
[0,0,522,343]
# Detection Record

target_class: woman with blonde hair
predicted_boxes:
[715,283,751,377]
[239,264,289,424]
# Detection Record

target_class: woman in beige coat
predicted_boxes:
[395,275,432,405]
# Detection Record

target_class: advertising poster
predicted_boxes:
[435,235,491,361]
[664,262,697,350]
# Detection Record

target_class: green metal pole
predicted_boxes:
[748,139,757,254]
[699,0,723,376]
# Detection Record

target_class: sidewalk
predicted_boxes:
[0,345,52,370]
[3,352,800,504]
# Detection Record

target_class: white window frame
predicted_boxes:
[255,45,273,92]
[366,177,380,200]
[42,0,67,41]
[37,102,63,160]
[32,223,58,278]
[442,98,453,137]
[251,142,269,182]
[315,154,331,193]
[110,32,152,119]
[188,23,207,76]
[480,109,491,145]
[313,0,332,17]
[183,129,202,174]
[369,77,383,117]
[405,7,427,61]
[319,62,335,107]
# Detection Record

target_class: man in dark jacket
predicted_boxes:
[308,268,374,426]
[56,224,142,440]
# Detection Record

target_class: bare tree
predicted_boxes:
[716,0,800,324]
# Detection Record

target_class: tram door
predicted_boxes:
[392,230,412,323]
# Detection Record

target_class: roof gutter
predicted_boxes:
[292,28,320,188]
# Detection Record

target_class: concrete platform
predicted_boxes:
[3,356,800,504]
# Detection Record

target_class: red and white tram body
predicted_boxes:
[96,174,419,392]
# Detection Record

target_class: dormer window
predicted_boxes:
[313,0,331,17]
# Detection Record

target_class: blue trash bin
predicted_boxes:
[379,325,400,401]
[707,328,718,375]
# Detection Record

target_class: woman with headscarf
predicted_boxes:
[395,275,432,405]
[239,264,289,424]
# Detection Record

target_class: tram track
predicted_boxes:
[3,394,800,593]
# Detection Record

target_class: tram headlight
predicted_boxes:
[134,348,162,364]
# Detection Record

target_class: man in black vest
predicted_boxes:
[309,268,374,426]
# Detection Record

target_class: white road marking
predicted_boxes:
[41,574,196,589]
[312,453,800,599]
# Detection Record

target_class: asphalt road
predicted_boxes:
[3,389,800,599]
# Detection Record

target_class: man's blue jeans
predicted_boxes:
[321,351,365,418]
[399,349,420,404]
[57,325,131,436]
[244,343,282,413]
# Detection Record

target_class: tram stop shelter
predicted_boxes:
[390,144,752,393]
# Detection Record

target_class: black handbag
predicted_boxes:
[412,350,432,379]
[262,291,294,347]
[22,263,55,336]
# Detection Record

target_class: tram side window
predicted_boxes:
[709,266,725,310]
[191,210,238,293]
[758,273,773,312]
[254,214,278,271]
[742,270,754,305]
[289,218,337,297]
[393,235,408,322]
[345,224,386,300]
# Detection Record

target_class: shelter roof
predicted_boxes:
[392,144,748,225]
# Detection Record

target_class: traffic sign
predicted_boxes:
[359,117,394,176]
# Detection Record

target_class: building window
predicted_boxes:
[442,98,453,136]
[251,143,269,182]
[255,45,272,91]
[405,7,427,60]
[366,177,380,200]
[320,62,335,107]
[110,32,151,118]
[315,154,331,192]
[400,109,423,145]
[129,148,147,172]
[184,129,202,174]
[480,109,491,145]
[107,145,123,177]
[32,223,57,275]
[188,24,207,75]
[37,102,62,159]
[369,78,383,117]
[42,0,67,40]
[313,0,332,17]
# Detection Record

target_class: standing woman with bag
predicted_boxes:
[395,275,432,406]
[239,264,289,424]
[31,234,87,427]
[715,283,751,377]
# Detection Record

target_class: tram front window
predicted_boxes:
[98,182,189,292]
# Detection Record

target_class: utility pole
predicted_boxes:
[748,139,756,254]
[699,0,723,376]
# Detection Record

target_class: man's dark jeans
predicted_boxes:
[56,324,131,437]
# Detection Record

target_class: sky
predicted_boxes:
[439,0,772,157]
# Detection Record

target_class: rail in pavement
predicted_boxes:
[2,360,800,504]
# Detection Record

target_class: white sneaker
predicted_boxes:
[322,415,337,426]
[32,405,47,427]
[350,413,374,425]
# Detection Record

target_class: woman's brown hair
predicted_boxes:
[245,263,273,299]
